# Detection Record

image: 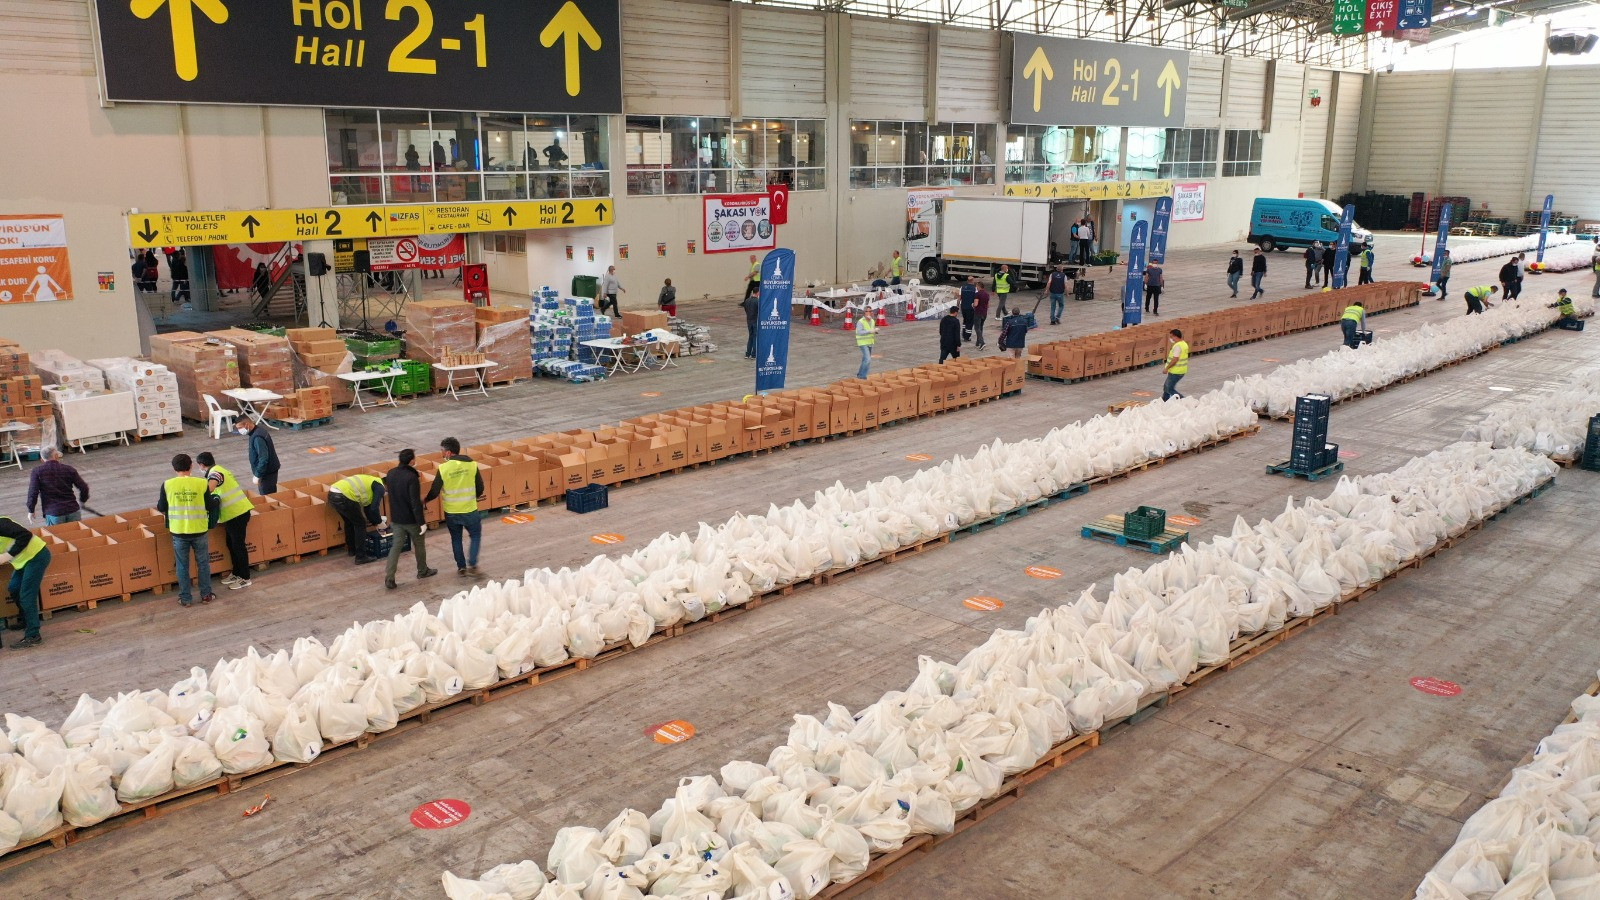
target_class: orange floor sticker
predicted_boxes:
[307,446,336,455]
[963,596,1004,611]
[590,533,626,545]
[1025,565,1063,579]
[641,391,662,398]
[1168,515,1202,528]
[905,453,933,461]
[650,720,696,743]
[1262,358,1280,363]
[502,514,536,525]
[1131,391,1153,397]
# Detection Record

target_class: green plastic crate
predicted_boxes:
[1123,506,1166,540]
[344,336,402,358]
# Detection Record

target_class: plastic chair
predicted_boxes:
[204,394,238,440]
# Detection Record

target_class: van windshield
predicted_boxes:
[1321,215,1339,232]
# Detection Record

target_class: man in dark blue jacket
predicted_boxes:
[959,276,978,343]
[238,418,280,494]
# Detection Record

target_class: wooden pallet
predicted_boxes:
[263,416,332,431]
[1266,459,1345,481]
[1080,514,1188,554]
[1107,400,1149,415]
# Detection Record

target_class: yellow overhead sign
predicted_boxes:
[128,199,614,248]
[1002,180,1173,200]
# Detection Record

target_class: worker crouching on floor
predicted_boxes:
[1552,289,1581,328]
[428,437,485,577]
[328,472,387,565]
[1340,301,1367,350]
[197,451,254,591]
[0,514,48,648]
[1464,284,1498,315]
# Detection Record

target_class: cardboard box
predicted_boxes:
[244,498,297,565]
[72,534,124,602]
[620,310,669,334]
[41,537,82,610]
[271,491,330,555]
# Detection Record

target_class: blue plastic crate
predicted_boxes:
[565,483,609,514]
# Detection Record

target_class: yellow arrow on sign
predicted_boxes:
[1022,46,1054,114]
[1157,60,1182,117]
[130,0,229,82]
[540,1,602,98]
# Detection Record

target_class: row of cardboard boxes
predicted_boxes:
[1029,283,1426,380]
[0,357,1024,615]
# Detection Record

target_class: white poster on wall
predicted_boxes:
[1173,182,1207,222]
[703,194,776,254]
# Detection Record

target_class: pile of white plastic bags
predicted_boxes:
[1462,371,1600,461]
[0,394,1258,853]
[1220,299,1596,418]
[1526,240,1600,274]
[1415,678,1600,899]
[1418,233,1577,266]
[444,443,1556,900]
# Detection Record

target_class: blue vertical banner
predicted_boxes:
[754,248,795,393]
[1120,220,1149,328]
[1537,194,1554,263]
[1331,204,1355,290]
[1429,203,1452,286]
[1149,196,1173,265]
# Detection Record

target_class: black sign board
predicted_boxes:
[93,0,622,113]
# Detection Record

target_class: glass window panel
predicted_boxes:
[572,171,608,197]
[427,111,480,170]
[326,109,382,173]
[904,122,930,168]
[624,115,661,167]
[566,115,605,168]
[794,120,823,169]
[378,109,431,174]
[663,117,699,169]
[331,175,382,205]
[528,115,571,171]
[384,174,433,203]
[536,172,570,198]
[480,114,525,172]
[850,121,874,170]
[973,124,995,184]
[731,119,762,168]
[872,121,905,167]
[629,169,664,196]
[797,168,825,191]
[481,171,527,200]
[700,118,730,169]
[435,173,481,201]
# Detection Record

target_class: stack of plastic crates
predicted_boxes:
[1291,394,1335,471]
[1123,506,1166,539]
[1582,414,1600,472]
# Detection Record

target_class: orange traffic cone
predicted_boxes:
[809,304,821,326]
[904,299,917,321]
[876,305,889,327]
[843,308,855,331]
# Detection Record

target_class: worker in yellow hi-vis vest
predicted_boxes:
[1163,328,1189,401]
[329,472,387,565]
[426,436,487,577]
[0,514,49,647]
[157,453,221,607]
[889,250,904,286]
[1340,301,1366,349]
[993,265,1013,316]
[198,451,255,591]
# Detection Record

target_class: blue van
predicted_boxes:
[1248,198,1372,252]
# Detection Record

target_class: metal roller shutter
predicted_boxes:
[1531,68,1600,216]
[935,26,1003,123]
[1185,55,1224,127]
[849,18,928,121]
[1224,58,1268,130]
[1271,61,1305,129]
[1443,69,1540,217]
[1326,71,1364,196]
[1299,69,1335,197]
[623,0,730,115]
[1363,71,1448,195]
[740,8,826,117]
[0,0,96,76]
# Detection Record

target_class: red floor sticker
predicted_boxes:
[649,721,696,744]
[906,453,933,461]
[411,799,471,829]
[501,514,536,524]
[1168,515,1202,528]
[1025,565,1063,579]
[307,446,336,455]
[1338,450,1360,460]
[963,596,1004,611]
[590,533,626,545]
[1410,677,1461,697]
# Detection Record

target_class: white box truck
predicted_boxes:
[907,196,1082,286]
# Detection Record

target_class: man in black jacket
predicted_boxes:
[383,449,438,590]
[1250,248,1268,299]
[741,292,759,359]
[1321,244,1337,286]
[1499,258,1519,301]
[1304,242,1322,289]
[938,306,962,364]
[959,276,978,342]
[238,417,280,495]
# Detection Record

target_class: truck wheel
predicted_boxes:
[919,260,944,283]
[1257,237,1277,253]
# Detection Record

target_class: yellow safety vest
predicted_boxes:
[994,272,1011,294]
[1167,340,1189,375]
[0,519,46,569]
[209,464,253,524]
[332,473,383,507]
[1558,297,1576,317]
[437,458,480,515]
[890,256,902,277]
[1341,305,1365,323]
[855,316,877,347]
[749,260,760,281]
[1466,285,1494,300]
[164,475,211,535]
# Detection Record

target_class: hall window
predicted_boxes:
[324,110,610,204]
[1157,128,1219,180]
[625,116,824,196]
[1222,129,1263,177]
[851,121,996,189]
[1002,125,1118,184]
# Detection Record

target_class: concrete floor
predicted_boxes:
[0,242,1595,898]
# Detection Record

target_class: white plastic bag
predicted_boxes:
[116,734,177,802]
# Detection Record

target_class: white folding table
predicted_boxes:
[636,330,684,368]
[221,387,284,430]
[336,368,402,411]
[431,362,494,400]
[0,422,29,472]
[579,338,652,375]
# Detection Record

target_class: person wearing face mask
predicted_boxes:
[197,451,255,591]
[238,417,279,495]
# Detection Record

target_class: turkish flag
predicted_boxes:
[767,184,789,225]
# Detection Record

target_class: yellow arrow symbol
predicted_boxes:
[130,0,228,82]
[540,1,602,97]
[1022,46,1054,114]
[1156,59,1182,118]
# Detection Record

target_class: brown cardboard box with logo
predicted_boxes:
[243,497,296,565]
[72,534,124,602]
[41,536,82,610]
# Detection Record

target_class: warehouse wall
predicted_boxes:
[1361,63,1600,220]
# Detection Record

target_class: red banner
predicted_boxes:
[368,234,465,272]
[214,243,295,291]
[1365,0,1399,32]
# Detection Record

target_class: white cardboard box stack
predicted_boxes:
[88,357,183,438]
[33,349,107,392]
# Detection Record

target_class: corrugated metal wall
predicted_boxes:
[740,8,827,117]
[1442,69,1540,216]
[623,0,730,115]
[935,26,1003,123]
[0,0,96,76]
[1299,69,1335,196]
[1271,62,1305,130]
[1325,71,1364,196]
[1363,71,1449,194]
[849,18,928,121]
[1531,67,1600,217]
[1185,55,1225,127]
[1223,58,1268,130]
